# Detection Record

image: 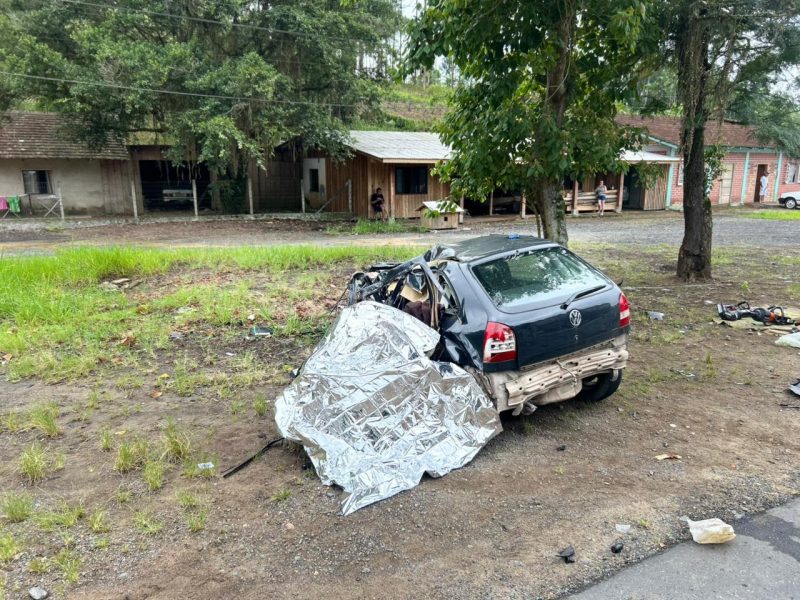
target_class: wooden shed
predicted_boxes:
[307,131,452,218]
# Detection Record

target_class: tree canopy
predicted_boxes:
[407,0,657,244]
[0,0,403,174]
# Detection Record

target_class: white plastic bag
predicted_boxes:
[686,518,736,544]
[775,332,800,348]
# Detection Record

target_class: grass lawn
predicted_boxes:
[0,245,420,383]
[741,209,800,220]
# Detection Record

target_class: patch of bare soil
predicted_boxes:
[1,247,799,600]
[72,219,331,247]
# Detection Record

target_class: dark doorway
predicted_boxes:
[754,164,768,203]
[138,161,211,211]
[622,166,645,210]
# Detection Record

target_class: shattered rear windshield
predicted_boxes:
[472,248,608,309]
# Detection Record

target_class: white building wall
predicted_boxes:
[0,158,106,213]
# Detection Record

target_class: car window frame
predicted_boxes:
[467,246,612,314]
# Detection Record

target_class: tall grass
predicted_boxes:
[0,245,420,382]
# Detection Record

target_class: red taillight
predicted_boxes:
[483,322,517,363]
[619,292,631,328]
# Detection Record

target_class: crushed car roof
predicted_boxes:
[429,235,555,263]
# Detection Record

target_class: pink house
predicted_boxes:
[617,115,800,208]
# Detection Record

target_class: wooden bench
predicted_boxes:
[563,190,620,214]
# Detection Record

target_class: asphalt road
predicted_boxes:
[569,498,800,600]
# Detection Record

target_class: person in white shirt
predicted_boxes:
[759,172,769,202]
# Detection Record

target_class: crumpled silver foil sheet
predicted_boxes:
[275,301,502,515]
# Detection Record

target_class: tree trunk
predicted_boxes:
[529,1,573,248]
[677,119,713,280]
[530,180,568,245]
[676,3,713,280]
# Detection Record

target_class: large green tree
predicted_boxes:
[0,0,402,176]
[664,0,800,279]
[407,0,656,244]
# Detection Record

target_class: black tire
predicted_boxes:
[786,198,797,209]
[578,369,623,403]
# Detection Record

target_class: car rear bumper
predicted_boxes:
[474,335,629,413]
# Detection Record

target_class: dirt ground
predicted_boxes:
[1,238,799,599]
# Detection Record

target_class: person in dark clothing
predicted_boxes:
[370,187,386,219]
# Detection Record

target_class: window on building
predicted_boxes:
[677,163,683,186]
[309,168,320,193]
[395,166,428,195]
[786,163,799,184]
[22,170,51,194]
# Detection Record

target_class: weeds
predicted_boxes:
[99,428,113,452]
[253,394,269,416]
[35,502,85,532]
[114,438,149,473]
[271,489,291,503]
[28,557,50,574]
[94,537,110,550]
[86,388,101,409]
[133,510,163,535]
[0,531,20,563]
[162,419,191,462]
[1,492,33,523]
[53,548,81,583]
[1,411,26,433]
[115,488,133,504]
[142,460,168,491]
[176,490,200,509]
[29,403,60,437]
[88,509,110,533]
[115,374,144,390]
[326,218,424,235]
[19,442,50,483]
[229,399,244,415]
[184,508,208,533]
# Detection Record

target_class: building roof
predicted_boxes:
[0,112,130,160]
[348,131,451,163]
[616,114,774,149]
[622,149,681,164]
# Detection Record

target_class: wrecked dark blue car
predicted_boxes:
[347,235,630,415]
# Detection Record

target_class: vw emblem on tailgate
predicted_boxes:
[569,309,582,328]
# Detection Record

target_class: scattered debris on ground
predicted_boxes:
[716,301,797,328]
[558,545,577,564]
[776,332,800,348]
[685,517,736,544]
[655,453,682,461]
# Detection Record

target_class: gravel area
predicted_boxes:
[1,210,794,255]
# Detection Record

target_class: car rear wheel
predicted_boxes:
[785,198,797,209]
[578,369,623,403]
